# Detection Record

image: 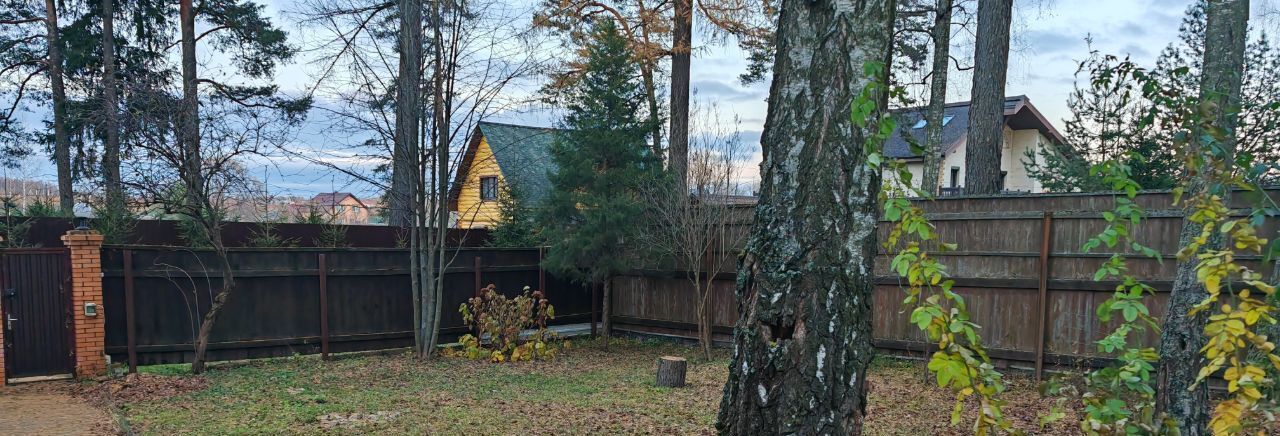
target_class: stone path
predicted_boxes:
[0,382,113,436]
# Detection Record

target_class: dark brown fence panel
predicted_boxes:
[101,247,588,366]
[611,189,1279,370]
[19,218,489,248]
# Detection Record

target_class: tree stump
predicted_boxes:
[656,356,687,388]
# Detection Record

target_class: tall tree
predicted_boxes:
[100,0,122,211]
[44,0,73,214]
[962,0,1011,195]
[669,0,691,191]
[715,0,895,433]
[539,18,660,341]
[1156,0,1250,433]
[389,0,421,229]
[918,0,952,194]
[395,0,425,353]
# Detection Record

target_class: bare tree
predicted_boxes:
[919,0,955,194]
[639,103,748,359]
[291,0,545,357]
[715,0,896,431]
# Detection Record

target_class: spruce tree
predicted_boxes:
[487,183,542,248]
[538,18,660,339]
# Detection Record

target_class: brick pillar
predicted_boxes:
[62,229,106,378]
[0,308,6,385]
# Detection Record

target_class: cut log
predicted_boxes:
[655,356,687,388]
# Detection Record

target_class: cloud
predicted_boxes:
[1024,29,1087,56]
[692,80,767,103]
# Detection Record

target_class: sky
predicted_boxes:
[11,0,1274,200]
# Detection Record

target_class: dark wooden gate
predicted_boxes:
[1,248,74,380]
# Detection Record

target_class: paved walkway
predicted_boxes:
[0,382,112,436]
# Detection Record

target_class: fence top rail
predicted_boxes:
[101,245,547,253]
[899,186,1279,202]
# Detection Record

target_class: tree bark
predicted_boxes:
[390,0,423,229]
[191,241,235,374]
[962,0,1012,196]
[1155,1,1249,434]
[101,0,123,211]
[669,0,692,192]
[656,356,688,387]
[714,0,894,433]
[920,0,952,195]
[398,0,425,351]
[179,0,203,213]
[44,0,73,215]
[602,277,613,340]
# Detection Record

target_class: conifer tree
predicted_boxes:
[539,18,660,339]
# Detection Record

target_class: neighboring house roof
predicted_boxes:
[450,121,561,210]
[883,95,1066,160]
[311,192,366,209]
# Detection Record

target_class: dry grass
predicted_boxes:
[96,339,1085,435]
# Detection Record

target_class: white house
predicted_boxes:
[882,95,1067,195]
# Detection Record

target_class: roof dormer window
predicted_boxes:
[911,116,954,129]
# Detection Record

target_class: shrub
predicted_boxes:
[445,284,563,362]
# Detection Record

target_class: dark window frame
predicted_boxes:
[949,166,960,188]
[479,176,499,201]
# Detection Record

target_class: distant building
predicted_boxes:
[882,95,1067,195]
[449,122,558,229]
[302,192,376,225]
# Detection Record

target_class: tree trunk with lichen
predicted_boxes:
[1155,0,1249,434]
[920,0,952,195]
[963,0,1011,196]
[714,0,895,433]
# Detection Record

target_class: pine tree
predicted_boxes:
[538,18,660,339]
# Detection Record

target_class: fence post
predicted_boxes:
[474,256,482,338]
[318,253,329,359]
[1034,212,1054,381]
[124,249,137,374]
[538,247,546,298]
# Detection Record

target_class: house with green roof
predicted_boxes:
[448,121,560,228]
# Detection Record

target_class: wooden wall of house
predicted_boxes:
[455,136,505,229]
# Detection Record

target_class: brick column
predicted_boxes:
[0,309,6,385]
[62,230,106,378]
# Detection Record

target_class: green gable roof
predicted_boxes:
[452,121,561,208]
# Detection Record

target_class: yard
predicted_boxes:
[75,339,1083,435]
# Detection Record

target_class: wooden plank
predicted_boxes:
[319,253,329,359]
[124,249,137,374]
[1035,212,1053,381]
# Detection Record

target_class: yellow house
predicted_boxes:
[449,121,560,229]
[881,95,1067,195]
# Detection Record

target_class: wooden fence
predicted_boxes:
[100,246,590,366]
[18,218,489,248]
[612,189,1279,372]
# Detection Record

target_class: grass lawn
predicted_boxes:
[95,339,1081,435]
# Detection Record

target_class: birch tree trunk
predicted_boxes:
[101,0,123,210]
[920,0,952,195]
[962,0,1011,196]
[669,0,692,192]
[715,0,895,432]
[1155,1,1250,433]
[44,0,73,215]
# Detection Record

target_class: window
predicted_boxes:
[480,176,498,201]
[1000,171,1008,190]
[949,166,960,188]
[911,115,954,129]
